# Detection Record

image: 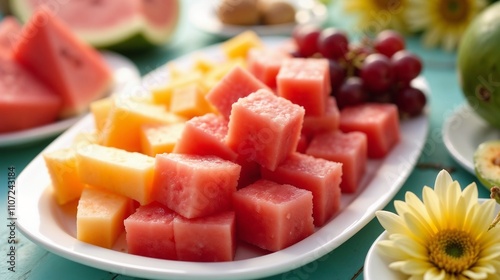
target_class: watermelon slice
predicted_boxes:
[0,16,21,58]
[10,0,180,51]
[13,8,113,117]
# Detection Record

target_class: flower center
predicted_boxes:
[439,0,469,23]
[428,229,480,274]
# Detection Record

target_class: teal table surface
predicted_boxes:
[0,1,492,280]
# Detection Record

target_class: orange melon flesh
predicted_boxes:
[221,30,263,60]
[151,71,204,107]
[77,186,133,249]
[99,97,186,152]
[13,8,113,117]
[140,123,186,156]
[76,144,156,205]
[169,84,212,118]
[43,148,85,205]
[90,97,113,132]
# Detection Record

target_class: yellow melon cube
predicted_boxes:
[203,58,246,88]
[193,54,217,74]
[221,30,263,60]
[140,122,186,156]
[169,84,212,118]
[90,97,113,132]
[76,144,156,205]
[72,131,99,148]
[99,97,186,152]
[77,186,133,248]
[43,148,85,205]
[151,71,204,107]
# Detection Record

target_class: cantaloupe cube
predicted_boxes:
[151,71,203,107]
[76,144,156,205]
[72,131,99,149]
[43,148,85,205]
[193,54,217,74]
[90,97,113,132]
[99,97,185,152]
[77,186,133,249]
[170,84,212,118]
[221,30,263,60]
[140,123,186,156]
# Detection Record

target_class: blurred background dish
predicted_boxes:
[189,0,328,37]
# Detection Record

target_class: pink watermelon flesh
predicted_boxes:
[277,58,331,116]
[173,113,237,161]
[233,179,314,252]
[124,202,177,260]
[246,48,290,89]
[261,152,342,227]
[174,211,236,262]
[206,66,269,119]
[226,89,305,171]
[141,0,179,28]
[233,155,261,189]
[152,153,241,219]
[339,103,400,158]
[306,131,367,193]
[13,8,113,117]
[0,16,22,58]
[0,56,61,133]
[302,96,340,137]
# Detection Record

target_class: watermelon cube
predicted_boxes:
[233,180,314,251]
[276,58,331,116]
[152,154,241,219]
[233,155,261,189]
[174,211,236,262]
[339,103,400,158]
[205,66,269,119]
[13,9,113,117]
[0,57,62,133]
[226,89,305,171]
[0,16,21,58]
[246,47,290,89]
[306,131,367,193]
[302,96,340,137]
[124,202,177,260]
[77,186,133,249]
[261,152,342,226]
[173,113,237,161]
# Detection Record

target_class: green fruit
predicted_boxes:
[474,140,500,189]
[457,2,500,129]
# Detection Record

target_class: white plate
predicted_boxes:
[188,0,328,38]
[0,51,141,147]
[364,198,498,280]
[17,37,430,280]
[442,104,500,174]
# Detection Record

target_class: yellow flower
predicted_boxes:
[405,0,487,51]
[375,170,500,279]
[343,0,410,34]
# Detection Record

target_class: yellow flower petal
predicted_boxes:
[424,267,445,280]
[391,233,428,259]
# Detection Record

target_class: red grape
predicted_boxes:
[360,53,393,94]
[334,77,368,109]
[374,30,405,58]
[328,59,346,93]
[394,87,426,117]
[317,28,349,61]
[292,25,321,57]
[391,50,423,86]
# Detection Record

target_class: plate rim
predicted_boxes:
[16,37,430,280]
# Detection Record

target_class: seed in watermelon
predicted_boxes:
[339,103,400,158]
[261,152,342,226]
[152,153,241,219]
[206,66,269,119]
[11,0,180,51]
[233,179,314,252]
[12,8,113,117]
[173,113,237,161]
[0,56,62,133]
[124,202,177,260]
[226,88,305,171]
[277,57,331,116]
[306,131,367,193]
[173,211,236,262]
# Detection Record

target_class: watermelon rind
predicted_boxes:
[9,0,179,51]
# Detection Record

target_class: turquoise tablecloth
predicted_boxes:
[0,1,491,279]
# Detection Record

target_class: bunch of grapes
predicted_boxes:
[291,25,426,118]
